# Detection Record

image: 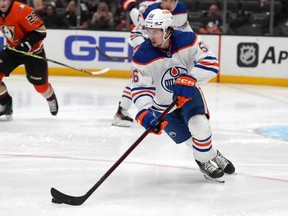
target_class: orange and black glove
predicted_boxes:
[173,74,197,108]
[15,40,32,52]
[136,109,168,135]
[15,30,46,52]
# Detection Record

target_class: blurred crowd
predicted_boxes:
[185,0,288,36]
[22,0,128,30]
[19,0,288,36]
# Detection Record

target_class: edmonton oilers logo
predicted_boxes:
[161,66,188,93]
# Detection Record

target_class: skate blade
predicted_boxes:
[204,174,225,183]
[0,115,13,121]
[112,119,132,127]
[112,122,132,127]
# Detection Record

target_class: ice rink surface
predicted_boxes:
[1,75,288,216]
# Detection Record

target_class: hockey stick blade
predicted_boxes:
[50,99,177,206]
[95,46,132,61]
[90,67,110,75]
[51,187,86,206]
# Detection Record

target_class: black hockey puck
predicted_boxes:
[51,197,62,204]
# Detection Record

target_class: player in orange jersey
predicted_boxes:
[0,0,58,120]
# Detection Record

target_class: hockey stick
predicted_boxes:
[96,46,132,61]
[0,44,110,75]
[50,99,177,206]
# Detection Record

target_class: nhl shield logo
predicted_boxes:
[237,43,259,67]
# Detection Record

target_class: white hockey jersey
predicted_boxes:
[131,30,219,113]
[139,0,161,13]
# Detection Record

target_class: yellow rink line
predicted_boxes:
[12,67,288,87]
[219,76,288,87]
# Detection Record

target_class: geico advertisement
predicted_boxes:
[45,29,134,70]
[221,36,288,78]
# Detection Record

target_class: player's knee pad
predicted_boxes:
[188,114,212,140]
[187,114,217,161]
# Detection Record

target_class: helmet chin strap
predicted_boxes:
[159,29,172,49]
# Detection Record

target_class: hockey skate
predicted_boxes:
[0,100,13,121]
[112,105,133,127]
[47,93,58,116]
[195,160,225,183]
[211,150,235,174]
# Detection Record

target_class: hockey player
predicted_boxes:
[112,0,192,127]
[130,0,192,48]
[131,9,235,181]
[0,0,58,120]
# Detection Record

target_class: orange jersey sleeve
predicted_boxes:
[0,1,45,50]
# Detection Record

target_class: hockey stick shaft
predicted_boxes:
[95,46,132,61]
[51,99,177,206]
[0,44,110,75]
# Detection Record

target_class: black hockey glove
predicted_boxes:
[15,30,46,53]
[15,40,32,52]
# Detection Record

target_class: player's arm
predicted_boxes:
[173,2,193,32]
[189,35,219,86]
[174,14,193,32]
[131,63,167,135]
[129,28,146,48]
[15,26,46,52]
[131,65,155,110]
[119,0,140,26]
[16,6,47,52]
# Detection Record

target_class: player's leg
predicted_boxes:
[33,82,58,116]
[0,74,13,120]
[156,108,222,180]
[182,89,235,176]
[0,50,19,121]
[186,114,224,179]
[112,82,133,127]
[25,49,58,116]
[186,114,235,177]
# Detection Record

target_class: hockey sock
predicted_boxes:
[34,83,54,99]
[0,82,12,105]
